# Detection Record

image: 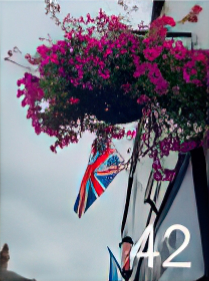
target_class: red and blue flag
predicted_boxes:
[74,143,124,218]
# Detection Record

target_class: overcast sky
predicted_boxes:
[0,1,152,281]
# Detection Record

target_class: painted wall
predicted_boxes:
[161,0,209,49]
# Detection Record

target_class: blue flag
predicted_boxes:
[107,247,122,281]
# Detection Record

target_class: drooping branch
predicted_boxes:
[4,47,32,71]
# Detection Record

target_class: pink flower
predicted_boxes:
[194,52,206,63]
[57,40,67,47]
[190,79,202,86]
[191,5,202,14]
[137,95,150,104]
[163,40,174,49]
[150,15,175,30]
[190,68,197,76]
[152,158,162,170]
[171,138,180,151]
[155,78,169,95]
[121,83,131,94]
[52,45,59,53]
[34,124,41,135]
[153,170,162,181]
[69,97,80,105]
[133,64,147,78]
[79,16,85,23]
[126,130,136,139]
[159,138,171,156]
[17,79,24,87]
[149,149,158,159]
[131,130,136,138]
[188,14,198,23]
[172,86,180,95]
[58,67,65,76]
[180,141,197,152]
[98,69,110,80]
[37,45,50,58]
[41,56,50,66]
[86,13,94,24]
[17,89,24,98]
[120,49,127,54]
[142,133,148,141]
[50,145,57,153]
[21,97,27,107]
[143,46,163,61]
[68,58,74,64]
[104,48,112,58]
[50,54,59,64]
[149,16,175,44]
[160,15,176,27]
[183,68,190,82]
[171,41,188,60]
[143,37,153,46]
[142,107,151,117]
[87,27,95,36]
[60,47,66,55]
[163,169,175,181]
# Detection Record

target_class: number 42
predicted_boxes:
[136,224,191,268]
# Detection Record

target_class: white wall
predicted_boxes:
[161,0,209,49]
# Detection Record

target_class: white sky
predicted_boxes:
[0,1,152,281]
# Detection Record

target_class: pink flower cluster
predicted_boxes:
[146,15,176,47]
[134,62,168,96]
[17,73,44,135]
[137,94,150,105]
[179,5,203,23]
[126,130,136,140]
[17,72,80,153]
[103,126,125,139]
[16,8,208,159]
[183,50,208,85]
[69,97,80,105]
[143,46,163,62]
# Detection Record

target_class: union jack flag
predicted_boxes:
[74,143,124,218]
